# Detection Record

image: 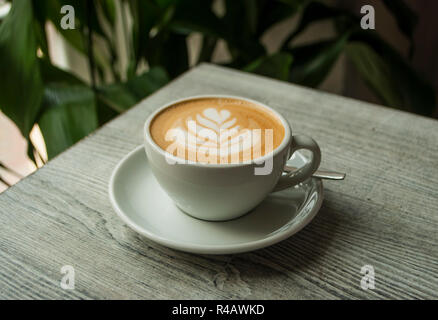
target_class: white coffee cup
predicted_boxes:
[144,95,321,221]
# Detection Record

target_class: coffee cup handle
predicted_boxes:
[272,135,321,192]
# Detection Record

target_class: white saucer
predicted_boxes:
[109,146,323,254]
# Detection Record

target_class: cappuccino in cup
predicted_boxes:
[144,95,321,221]
[150,97,285,164]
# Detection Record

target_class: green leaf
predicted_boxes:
[347,31,435,115]
[244,0,258,35]
[288,32,350,87]
[0,0,43,136]
[32,0,86,53]
[98,67,170,112]
[60,0,107,39]
[281,1,345,50]
[39,59,84,85]
[244,52,293,81]
[99,0,116,27]
[125,66,170,98]
[129,0,161,64]
[223,0,266,64]
[155,0,180,9]
[131,1,190,76]
[97,85,137,112]
[38,84,98,159]
[345,42,404,109]
[223,0,254,38]
[146,32,189,77]
[96,95,119,126]
[382,0,418,57]
[255,0,307,37]
[169,0,261,66]
[32,9,49,57]
[35,0,113,81]
[168,0,224,38]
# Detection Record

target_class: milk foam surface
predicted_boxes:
[150,98,285,163]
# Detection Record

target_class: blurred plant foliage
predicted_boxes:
[0,0,435,163]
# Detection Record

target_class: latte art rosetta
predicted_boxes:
[150,98,285,164]
[167,107,264,163]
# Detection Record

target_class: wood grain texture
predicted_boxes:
[0,64,437,299]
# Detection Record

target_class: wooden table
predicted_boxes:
[1,64,437,299]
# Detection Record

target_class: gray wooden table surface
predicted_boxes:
[1,64,437,299]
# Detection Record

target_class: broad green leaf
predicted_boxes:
[146,32,189,77]
[38,84,98,158]
[256,0,308,37]
[58,26,87,54]
[223,0,266,64]
[32,0,110,53]
[288,32,350,87]
[58,0,107,39]
[281,1,345,50]
[0,0,43,136]
[32,0,86,53]
[348,31,435,115]
[129,0,161,64]
[97,85,137,112]
[32,9,49,57]
[168,0,225,38]
[35,0,113,81]
[39,59,84,85]
[244,0,258,35]
[154,3,177,33]
[99,0,116,27]
[96,95,119,126]
[125,66,170,98]
[154,0,180,9]
[98,67,170,112]
[244,52,293,81]
[346,42,403,109]
[223,0,254,38]
[169,17,225,39]
[382,0,418,57]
